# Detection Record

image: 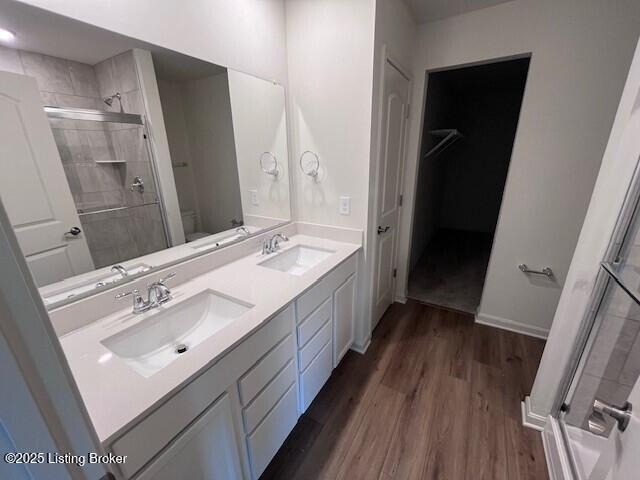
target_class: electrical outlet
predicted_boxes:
[249,189,259,206]
[339,196,351,215]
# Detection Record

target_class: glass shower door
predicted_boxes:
[559,197,640,478]
[47,108,169,269]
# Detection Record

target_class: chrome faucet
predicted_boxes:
[111,264,129,278]
[262,233,289,255]
[115,272,176,314]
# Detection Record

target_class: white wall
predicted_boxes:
[227,70,291,225]
[397,0,640,338]
[17,0,288,85]
[181,72,243,234]
[157,79,199,217]
[286,0,375,231]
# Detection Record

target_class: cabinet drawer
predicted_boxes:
[247,384,298,478]
[243,360,296,434]
[296,255,356,321]
[239,334,294,405]
[297,296,331,347]
[300,340,332,412]
[298,320,331,372]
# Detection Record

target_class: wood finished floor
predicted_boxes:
[260,301,549,480]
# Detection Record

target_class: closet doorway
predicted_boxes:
[407,57,530,314]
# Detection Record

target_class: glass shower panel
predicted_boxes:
[563,275,640,435]
[48,114,168,269]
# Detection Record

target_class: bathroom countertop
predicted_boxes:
[58,234,361,445]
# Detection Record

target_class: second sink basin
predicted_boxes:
[259,245,334,275]
[102,290,253,377]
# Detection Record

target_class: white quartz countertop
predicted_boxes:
[59,235,360,444]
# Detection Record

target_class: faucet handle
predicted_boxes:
[115,288,140,300]
[115,288,150,314]
[157,272,176,285]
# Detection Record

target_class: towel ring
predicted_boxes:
[299,150,320,181]
[260,152,279,177]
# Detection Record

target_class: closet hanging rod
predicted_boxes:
[424,128,463,159]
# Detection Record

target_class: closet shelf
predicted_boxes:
[424,128,463,159]
[601,262,640,307]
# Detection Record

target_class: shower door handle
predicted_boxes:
[588,399,632,435]
[592,399,632,432]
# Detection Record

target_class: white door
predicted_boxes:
[0,71,94,286]
[372,60,410,327]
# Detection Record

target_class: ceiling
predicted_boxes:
[403,0,515,24]
[0,0,224,81]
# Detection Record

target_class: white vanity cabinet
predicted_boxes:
[135,393,244,480]
[295,256,356,411]
[109,306,296,480]
[106,253,358,480]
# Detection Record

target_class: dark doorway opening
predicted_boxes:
[408,57,530,313]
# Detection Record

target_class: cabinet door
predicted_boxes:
[333,274,355,367]
[136,392,244,480]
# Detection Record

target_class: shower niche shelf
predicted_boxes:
[94,159,127,164]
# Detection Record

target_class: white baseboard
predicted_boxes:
[394,295,407,304]
[522,396,547,431]
[351,336,371,354]
[475,312,549,339]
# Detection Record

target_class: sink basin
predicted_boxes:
[101,290,253,377]
[259,245,334,275]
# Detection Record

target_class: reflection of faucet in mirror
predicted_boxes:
[103,92,123,112]
[231,218,243,228]
[111,264,129,278]
[236,226,250,236]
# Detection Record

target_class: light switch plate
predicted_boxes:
[250,189,259,206]
[339,196,351,215]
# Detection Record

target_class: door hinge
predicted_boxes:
[393,268,397,278]
[399,194,403,206]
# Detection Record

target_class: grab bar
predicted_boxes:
[518,264,553,277]
[77,202,160,217]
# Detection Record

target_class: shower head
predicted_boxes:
[103,92,121,107]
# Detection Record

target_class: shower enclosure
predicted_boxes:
[552,166,640,478]
[45,106,170,269]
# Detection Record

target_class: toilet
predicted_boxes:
[180,210,209,242]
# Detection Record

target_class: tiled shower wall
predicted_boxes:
[0,46,167,268]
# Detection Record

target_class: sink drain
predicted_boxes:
[175,344,189,354]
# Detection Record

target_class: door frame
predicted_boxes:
[0,197,109,479]
[368,44,412,332]
[397,52,532,306]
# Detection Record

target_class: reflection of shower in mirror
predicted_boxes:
[103,92,123,112]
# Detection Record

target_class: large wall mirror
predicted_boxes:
[0,2,291,308]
